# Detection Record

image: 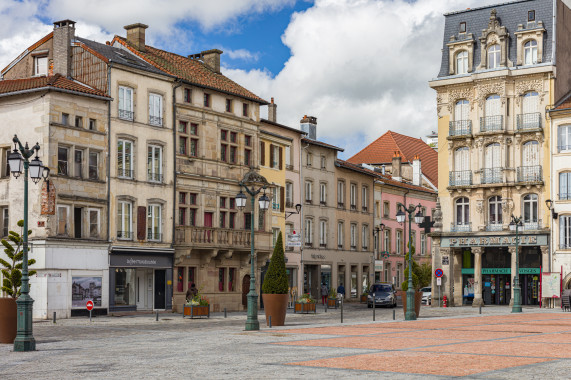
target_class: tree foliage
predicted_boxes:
[0,220,36,298]
[261,232,288,294]
[401,240,430,291]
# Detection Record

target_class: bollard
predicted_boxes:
[479,305,482,315]
[224,308,227,318]
[340,298,344,323]
[53,311,56,324]
[269,316,272,328]
[373,293,376,321]
[393,309,395,320]
[156,311,159,321]
[325,302,327,313]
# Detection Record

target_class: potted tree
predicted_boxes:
[399,241,427,318]
[0,221,36,344]
[261,232,289,326]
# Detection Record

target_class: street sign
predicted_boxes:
[435,268,443,278]
[437,277,442,286]
[442,256,449,265]
[286,233,301,247]
[86,300,94,311]
[381,251,389,259]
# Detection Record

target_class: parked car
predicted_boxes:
[367,283,397,308]
[421,286,431,305]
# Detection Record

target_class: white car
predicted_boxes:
[421,287,431,305]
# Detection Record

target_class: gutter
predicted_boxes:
[172,79,182,248]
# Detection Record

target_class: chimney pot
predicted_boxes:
[392,151,402,181]
[124,23,148,52]
[52,19,76,78]
[300,115,317,140]
[201,49,223,74]
[268,97,277,122]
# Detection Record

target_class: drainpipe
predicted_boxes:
[106,62,112,243]
[172,80,182,248]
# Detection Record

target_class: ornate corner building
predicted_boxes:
[429,0,571,307]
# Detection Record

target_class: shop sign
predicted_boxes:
[479,268,540,275]
[310,253,326,260]
[441,235,547,247]
[286,233,301,247]
[110,254,172,268]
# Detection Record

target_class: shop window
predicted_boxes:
[114,268,135,306]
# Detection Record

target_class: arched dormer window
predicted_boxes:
[456,51,468,74]
[488,44,501,69]
[524,40,538,65]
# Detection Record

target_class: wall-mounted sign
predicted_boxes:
[441,235,548,248]
[286,233,301,247]
[442,256,449,265]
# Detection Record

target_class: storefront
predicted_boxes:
[109,248,174,312]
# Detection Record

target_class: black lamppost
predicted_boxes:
[285,203,302,219]
[396,203,424,321]
[8,135,50,352]
[509,215,524,313]
[236,170,270,331]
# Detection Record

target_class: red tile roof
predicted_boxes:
[347,130,438,187]
[552,91,571,111]
[0,74,109,98]
[112,36,267,104]
[302,137,344,152]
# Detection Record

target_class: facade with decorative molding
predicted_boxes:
[429,0,571,308]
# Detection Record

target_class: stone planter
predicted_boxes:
[182,304,210,319]
[399,290,422,318]
[0,297,17,344]
[262,293,289,326]
[294,302,316,314]
[327,298,339,309]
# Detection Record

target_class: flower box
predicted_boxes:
[327,298,339,309]
[183,304,210,319]
[360,294,368,303]
[294,302,316,314]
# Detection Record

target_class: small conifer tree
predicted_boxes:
[261,232,288,294]
[0,220,36,298]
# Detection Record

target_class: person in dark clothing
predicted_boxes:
[186,283,198,302]
[337,283,345,299]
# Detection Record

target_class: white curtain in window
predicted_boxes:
[524,40,538,65]
[522,92,538,114]
[455,100,469,121]
[119,87,133,112]
[485,143,501,169]
[488,44,501,68]
[454,147,469,171]
[149,94,162,119]
[522,141,539,166]
[560,216,571,249]
[456,51,468,74]
[485,95,501,117]
[559,125,571,151]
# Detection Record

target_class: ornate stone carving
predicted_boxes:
[501,198,513,214]
[515,79,546,105]
[476,199,484,214]
[433,198,443,231]
[476,81,506,108]
[447,86,475,112]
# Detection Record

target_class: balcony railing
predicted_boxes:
[481,168,503,184]
[147,172,163,182]
[174,226,272,249]
[117,231,133,240]
[449,170,472,186]
[558,145,571,153]
[517,165,542,182]
[147,232,162,241]
[149,115,163,126]
[119,109,134,121]
[450,222,471,232]
[561,193,571,201]
[486,223,503,231]
[449,120,472,136]
[480,115,503,132]
[118,169,134,179]
[523,220,542,230]
[517,113,541,131]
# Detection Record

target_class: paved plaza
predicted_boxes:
[1,304,571,379]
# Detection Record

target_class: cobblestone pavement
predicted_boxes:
[1,303,570,379]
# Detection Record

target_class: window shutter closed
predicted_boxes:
[137,206,146,240]
[280,187,285,212]
[269,144,275,167]
[279,147,283,170]
[260,142,265,166]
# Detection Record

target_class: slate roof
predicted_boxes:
[551,90,571,111]
[347,131,438,186]
[302,137,344,152]
[437,0,553,78]
[112,36,267,104]
[0,74,110,98]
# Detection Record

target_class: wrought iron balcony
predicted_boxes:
[149,115,163,126]
[174,226,272,249]
[481,168,503,184]
[486,223,503,231]
[118,169,134,179]
[118,109,134,121]
[517,113,542,131]
[450,222,471,232]
[449,170,472,186]
[517,165,542,182]
[147,232,162,242]
[480,115,503,132]
[523,220,542,230]
[449,120,472,136]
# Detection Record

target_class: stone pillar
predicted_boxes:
[441,247,453,306]
[431,237,441,307]
[508,246,519,306]
[540,245,549,307]
[472,247,484,307]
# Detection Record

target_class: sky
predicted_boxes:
[0,0,499,159]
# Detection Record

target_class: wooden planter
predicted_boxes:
[183,304,210,319]
[0,297,17,344]
[327,298,339,309]
[294,302,316,314]
[399,290,423,318]
[360,295,368,303]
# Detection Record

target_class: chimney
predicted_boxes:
[201,49,223,74]
[381,164,386,175]
[124,23,148,51]
[52,20,75,78]
[412,154,422,186]
[392,151,402,182]
[300,115,317,140]
[268,97,277,122]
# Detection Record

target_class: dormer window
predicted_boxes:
[459,22,466,33]
[524,40,538,65]
[528,10,535,22]
[456,51,468,74]
[488,44,501,69]
[34,56,47,76]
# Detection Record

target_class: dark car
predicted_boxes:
[367,283,397,308]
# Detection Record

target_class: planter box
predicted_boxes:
[327,298,339,309]
[183,304,210,319]
[0,298,17,344]
[262,293,289,327]
[294,302,316,314]
[360,295,368,303]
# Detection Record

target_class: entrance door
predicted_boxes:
[242,275,250,307]
[147,271,153,309]
[136,269,146,310]
[154,269,166,309]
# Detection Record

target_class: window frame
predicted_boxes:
[488,44,501,69]
[88,208,100,238]
[147,144,163,183]
[117,139,134,179]
[148,93,163,126]
[118,86,134,121]
[33,56,48,76]
[117,200,133,240]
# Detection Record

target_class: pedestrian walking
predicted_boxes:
[337,283,345,300]
[321,283,328,305]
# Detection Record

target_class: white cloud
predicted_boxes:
[224,0,498,158]
[225,48,260,62]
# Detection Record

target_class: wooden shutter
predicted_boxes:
[137,206,146,240]
[280,187,285,212]
[269,144,275,167]
[279,147,283,170]
[260,141,265,166]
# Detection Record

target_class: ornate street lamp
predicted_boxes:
[236,169,270,331]
[509,215,524,313]
[9,135,48,352]
[396,203,424,321]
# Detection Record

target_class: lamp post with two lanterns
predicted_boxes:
[509,215,524,313]
[235,170,270,331]
[8,134,50,352]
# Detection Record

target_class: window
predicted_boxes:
[229,268,236,291]
[362,225,368,250]
[58,147,69,176]
[74,149,83,178]
[190,123,199,157]
[285,182,293,207]
[305,218,313,246]
[272,228,280,247]
[456,51,468,74]
[179,121,188,155]
[244,135,252,166]
[320,183,327,205]
[34,56,47,76]
[178,207,186,226]
[1,207,8,237]
[558,125,571,152]
[218,268,226,292]
[219,210,226,228]
[117,201,132,239]
[488,44,501,69]
[459,21,466,33]
[242,103,248,117]
[225,99,232,112]
[350,183,357,210]
[396,230,402,254]
[319,220,327,247]
[528,10,535,22]
[221,144,227,162]
[383,201,389,218]
[350,223,357,249]
[229,212,236,229]
[75,116,83,128]
[89,152,99,180]
[62,113,69,125]
[375,201,380,218]
[489,196,503,226]
[560,172,571,200]
[561,215,571,249]
[524,40,538,65]
[147,145,163,182]
[203,93,210,107]
[271,186,280,210]
[306,152,312,167]
[245,135,252,147]
[455,197,470,225]
[88,208,100,238]
[57,205,69,236]
[149,93,163,126]
[337,222,344,248]
[285,145,292,169]
[89,119,96,131]
[118,86,134,120]
[271,145,279,168]
[362,186,368,211]
[420,233,426,255]
[305,181,312,203]
[523,194,538,225]
[337,181,345,207]
[230,132,237,143]
[184,88,191,103]
[117,139,133,178]
[383,229,390,252]
[320,156,326,169]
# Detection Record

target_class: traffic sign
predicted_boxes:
[437,277,442,286]
[435,268,444,278]
[381,251,389,259]
[86,300,94,311]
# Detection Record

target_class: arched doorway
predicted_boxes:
[242,275,250,307]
